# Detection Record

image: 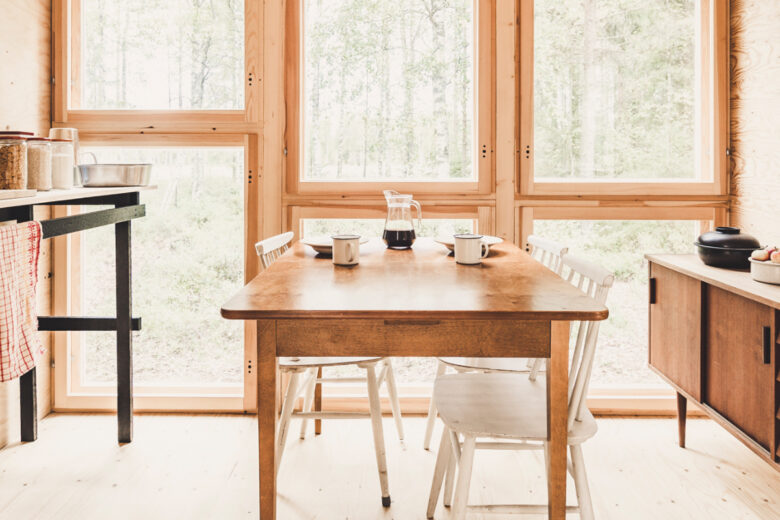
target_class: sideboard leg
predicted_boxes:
[676,392,687,448]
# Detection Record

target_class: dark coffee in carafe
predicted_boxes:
[383,228,416,249]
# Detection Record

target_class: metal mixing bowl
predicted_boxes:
[78,163,152,187]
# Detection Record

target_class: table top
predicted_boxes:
[0,186,155,209]
[647,254,780,310]
[222,238,609,321]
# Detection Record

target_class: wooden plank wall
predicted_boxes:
[730,0,780,245]
[0,0,53,449]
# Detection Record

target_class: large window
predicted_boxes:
[302,0,473,181]
[78,0,245,110]
[67,146,245,402]
[288,0,493,194]
[522,0,729,195]
[534,0,697,180]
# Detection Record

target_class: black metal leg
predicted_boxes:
[115,195,136,444]
[20,368,38,441]
[12,205,39,443]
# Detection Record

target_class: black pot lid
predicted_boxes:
[696,227,760,249]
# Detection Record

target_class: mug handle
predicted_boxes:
[347,241,356,263]
[480,240,489,258]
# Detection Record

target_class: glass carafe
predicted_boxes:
[383,190,422,249]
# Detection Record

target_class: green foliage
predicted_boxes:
[535,0,696,179]
[82,0,245,109]
[303,0,473,180]
[81,148,244,385]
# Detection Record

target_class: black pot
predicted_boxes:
[694,227,761,269]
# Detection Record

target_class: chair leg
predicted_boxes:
[451,435,476,520]
[275,371,301,478]
[443,429,460,507]
[571,444,595,520]
[424,361,447,450]
[426,427,452,519]
[383,360,404,441]
[365,363,391,507]
[314,367,323,435]
[299,368,317,439]
[529,358,544,382]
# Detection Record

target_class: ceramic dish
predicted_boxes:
[301,236,369,255]
[749,258,780,285]
[434,234,503,252]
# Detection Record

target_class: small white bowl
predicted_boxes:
[749,258,780,285]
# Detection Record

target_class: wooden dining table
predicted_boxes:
[221,237,608,519]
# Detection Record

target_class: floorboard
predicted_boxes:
[0,414,778,519]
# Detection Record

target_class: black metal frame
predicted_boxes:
[0,191,145,444]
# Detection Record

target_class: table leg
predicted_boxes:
[115,214,133,444]
[547,321,570,520]
[257,320,279,520]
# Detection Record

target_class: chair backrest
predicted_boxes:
[527,235,568,275]
[559,253,614,431]
[255,231,295,270]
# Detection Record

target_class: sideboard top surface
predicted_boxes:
[646,254,780,311]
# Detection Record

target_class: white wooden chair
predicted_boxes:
[255,232,404,507]
[426,253,613,520]
[422,235,568,449]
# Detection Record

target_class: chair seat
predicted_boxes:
[434,372,597,445]
[438,357,536,373]
[279,356,383,368]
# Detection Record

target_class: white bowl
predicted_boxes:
[749,258,780,285]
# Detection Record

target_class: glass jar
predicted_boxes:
[0,136,28,190]
[27,137,52,191]
[51,139,75,189]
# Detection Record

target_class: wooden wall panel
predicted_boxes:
[730,0,780,245]
[0,0,53,449]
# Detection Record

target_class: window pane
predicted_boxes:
[532,220,698,385]
[80,147,244,387]
[301,217,474,383]
[80,0,245,110]
[302,0,474,181]
[534,0,697,180]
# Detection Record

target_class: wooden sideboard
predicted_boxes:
[647,254,780,470]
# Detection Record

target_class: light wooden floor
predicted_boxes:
[0,414,778,520]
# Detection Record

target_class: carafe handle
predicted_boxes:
[411,199,422,230]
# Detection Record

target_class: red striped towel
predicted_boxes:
[0,221,43,382]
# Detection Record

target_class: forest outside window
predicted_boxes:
[288,0,493,194]
[72,0,245,110]
[523,0,729,194]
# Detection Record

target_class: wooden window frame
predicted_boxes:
[51,134,261,413]
[288,204,490,241]
[283,0,495,196]
[518,0,731,197]
[52,0,262,134]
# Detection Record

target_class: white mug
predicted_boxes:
[454,234,489,265]
[332,234,360,266]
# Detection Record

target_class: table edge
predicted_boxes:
[220,308,609,321]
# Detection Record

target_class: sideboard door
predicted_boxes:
[649,263,702,400]
[704,286,774,451]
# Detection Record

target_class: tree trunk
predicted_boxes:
[425,0,449,179]
[579,0,599,178]
[401,0,416,178]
